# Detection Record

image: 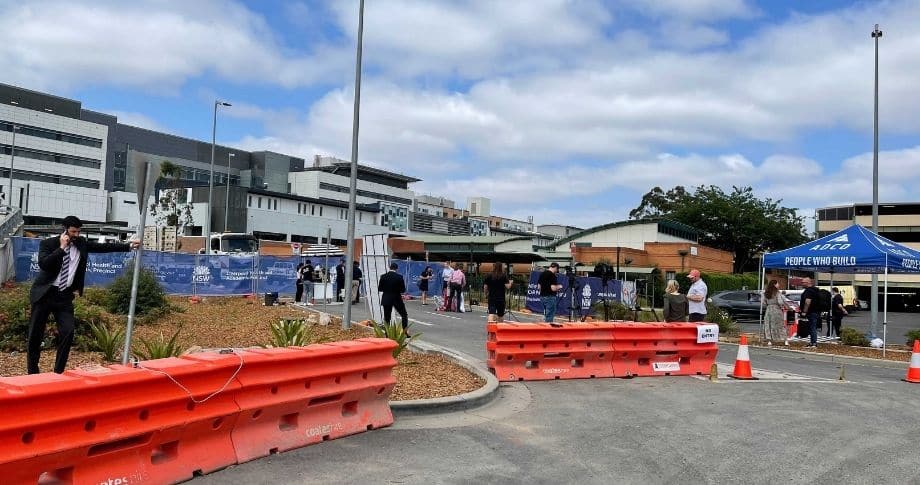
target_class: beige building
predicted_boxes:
[816,202,920,309]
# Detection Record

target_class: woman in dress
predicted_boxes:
[762,279,788,346]
[483,263,513,322]
[419,265,433,305]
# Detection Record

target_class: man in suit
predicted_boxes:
[27,216,140,374]
[378,262,409,335]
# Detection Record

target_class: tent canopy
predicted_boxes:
[763,224,920,274]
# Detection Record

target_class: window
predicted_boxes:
[666,271,676,281]
[248,196,252,207]
[0,167,99,189]
[311,205,316,215]
[257,197,262,209]
[319,206,323,217]
[274,200,278,210]
[0,144,102,170]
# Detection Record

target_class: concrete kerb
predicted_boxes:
[719,341,910,370]
[293,306,500,415]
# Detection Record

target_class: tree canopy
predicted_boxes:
[629,185,808,273]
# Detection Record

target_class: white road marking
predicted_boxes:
[425,311,463,320]
[409,319,434,326]
[692,362,843,383]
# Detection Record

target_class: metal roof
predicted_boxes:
[551,218,699,248]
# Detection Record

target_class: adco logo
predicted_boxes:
[809,234,851,251]
[192,265,211,283]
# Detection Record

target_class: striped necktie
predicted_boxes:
[58,248,70,288]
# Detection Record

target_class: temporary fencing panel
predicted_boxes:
[229,338,397,463]
[361,234,389,324]
[392,259,447,297]
[487,322,719,382]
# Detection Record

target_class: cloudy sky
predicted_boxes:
[3,0,919,229]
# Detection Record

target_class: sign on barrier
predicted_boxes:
[525,271,623,317]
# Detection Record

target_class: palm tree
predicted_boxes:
[149,161,194,234]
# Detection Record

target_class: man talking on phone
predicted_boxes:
[27,216,140,374]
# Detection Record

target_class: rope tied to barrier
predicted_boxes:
[134,349,245,404]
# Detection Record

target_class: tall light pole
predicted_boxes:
[224,152,235,232]
[206,100,231,254]
[342,0,365,330]
[6,123,18,208]
[870,24,882,338]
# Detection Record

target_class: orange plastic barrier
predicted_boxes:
[229,338,397,463]
[0,352,244,485]
[487,322,617,381]
[609,323,718,377]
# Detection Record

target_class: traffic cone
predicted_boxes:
[903,340,920,384]
[728,335,758,380]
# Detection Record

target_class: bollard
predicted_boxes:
[709,363,718,382]
[838,364,846,381]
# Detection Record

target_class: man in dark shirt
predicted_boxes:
[378,262,409,334]
[538,262,564,323]
[351,260,363,304]
[335,260,345,302]
[799,277,820,348]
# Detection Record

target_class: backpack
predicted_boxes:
[817,289,832,313]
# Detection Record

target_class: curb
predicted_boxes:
[389,341,499,416]
[719,342,910,370]
[294,307,500,415]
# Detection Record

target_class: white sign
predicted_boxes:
[652,362,680,372]
[291,242,301,255]
[697,324,719,343]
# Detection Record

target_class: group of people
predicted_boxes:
[763,277,848,348]
[661,269,710,323]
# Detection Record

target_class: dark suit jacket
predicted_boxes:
[378,271,406,306]
[30,235,131,304]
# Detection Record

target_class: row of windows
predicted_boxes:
[1,120,104,149]
[248,196,369,223]
[319,182,413,206]
[1,143,102,170]
[818,206,855,221]
[0,167,100,189]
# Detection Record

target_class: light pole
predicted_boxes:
[6,123,18,208]
[224,152,235,232]
[870,24,882,338]
[206,100,231,254]
[342,0,365,329]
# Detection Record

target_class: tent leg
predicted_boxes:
[883,267,888,358]
[759,261,765,341]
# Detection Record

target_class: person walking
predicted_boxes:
[447,263,466,312]
[762,279,788,346]
[538,262,564,323]
[351,260,363,304]
[334,259,345,302]
[483,263,513,322]
[418,265,433,305]
[27,216,140,374]
[662,279,688,323]
[686,269,708,323]
[378,262,409,335]
[798,277,820,348]
[829,287,848,338]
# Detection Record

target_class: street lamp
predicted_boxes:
[870,24,882,338]
[206,100,231,254]
[224,152,235,232]
[342,0,365,329]
[5,123,19,208]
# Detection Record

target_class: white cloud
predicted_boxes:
[101,110,164,132]
[617,0,759,21]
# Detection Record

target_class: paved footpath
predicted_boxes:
[200,301,920,484]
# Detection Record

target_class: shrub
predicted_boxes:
[371,321,419,358]
[706,303,739,336]
[268,318,311,347]
[72,300,112,351]
[105,266,167,316]
[133,328,184,361]
[675,272,760,295]
[904,329,920,348]
[0,284,31,351]
[89,322,125,362]
[840,327,870,347]
[82,287,109,307]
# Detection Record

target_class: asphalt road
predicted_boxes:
[199,300,920,484]
[735,309,919,345]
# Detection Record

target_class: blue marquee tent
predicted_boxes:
[761,224,920,352]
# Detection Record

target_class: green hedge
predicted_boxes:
[675,271,760,295]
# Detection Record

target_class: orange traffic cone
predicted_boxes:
[729,335,758,380]
[903,340,920,384]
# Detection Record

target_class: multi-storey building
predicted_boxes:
[816,202,920,307]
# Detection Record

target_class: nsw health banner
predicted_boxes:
[525,270,622,318]
[391,260,447,297]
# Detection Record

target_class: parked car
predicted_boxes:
[708,290,800,319]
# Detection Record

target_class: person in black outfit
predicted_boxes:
[419,265,433,305]
[27,216,139,374]
[351,260,363,304]
[378,262,409,334]
[295,263,305,303]
[538,262,563,323]
[483,262,513,322]
[829,287,848,338]
[335,259,345,302]
[798,277,820,348]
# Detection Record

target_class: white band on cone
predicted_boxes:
[737,345,750,361]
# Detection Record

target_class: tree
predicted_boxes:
[629,185,808,273]
[148,161,194,234]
